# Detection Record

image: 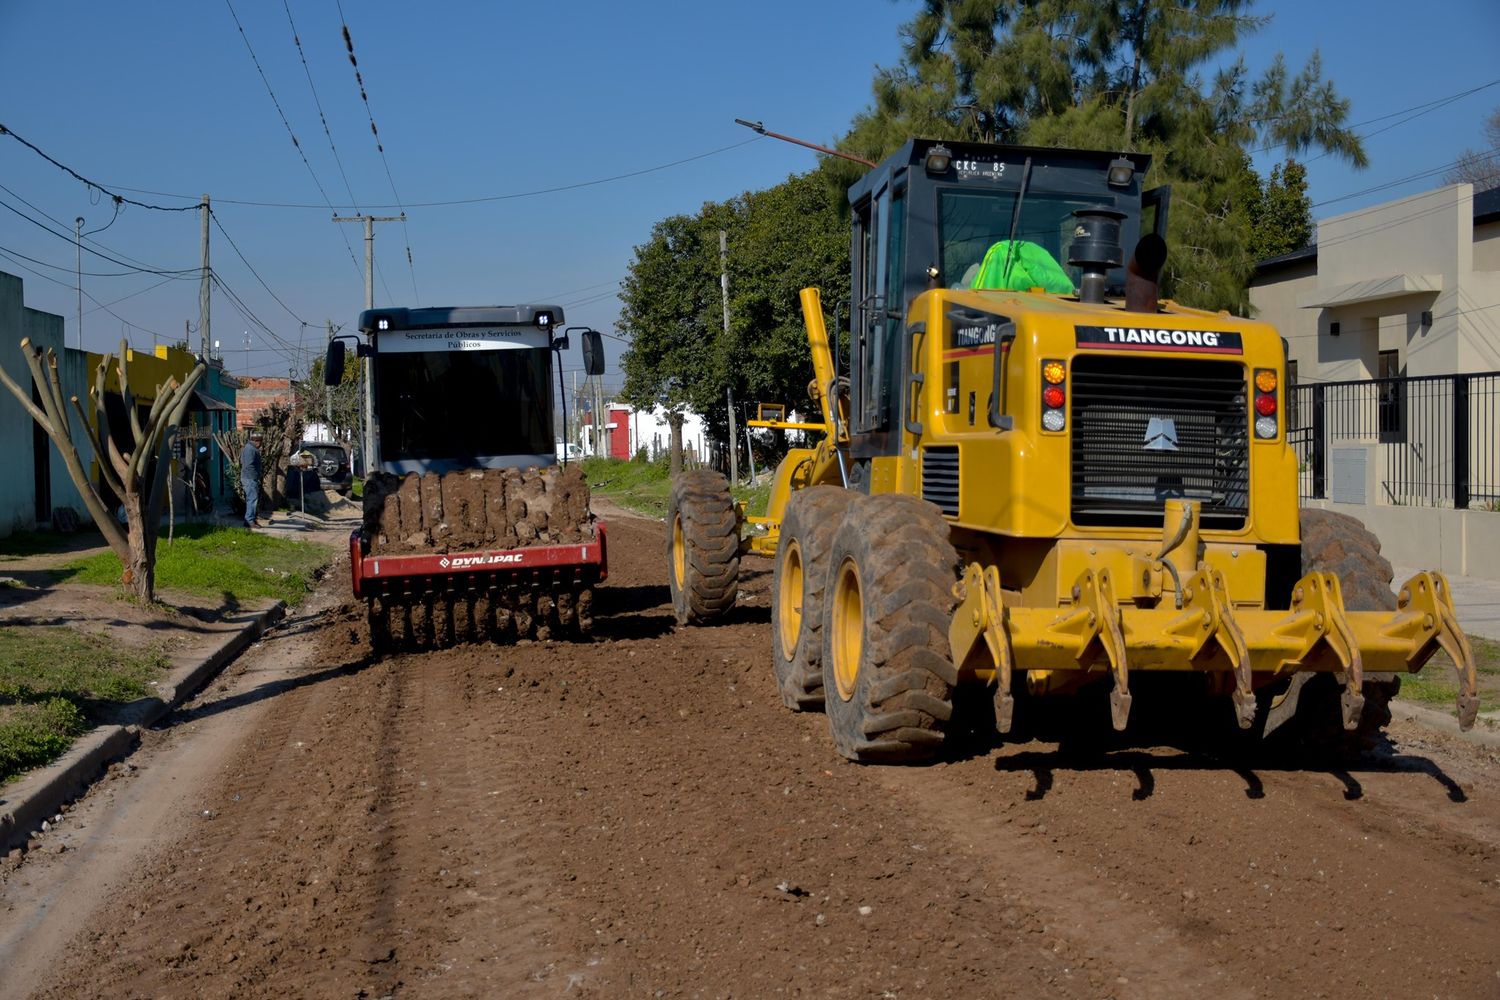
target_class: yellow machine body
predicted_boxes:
[740,139,1477,735]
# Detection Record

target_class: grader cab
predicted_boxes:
[668,138,1479,763]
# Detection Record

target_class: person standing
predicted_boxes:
[241,431,264,528]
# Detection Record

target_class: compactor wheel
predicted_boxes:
[667,470,740,626]
[1271,509,1402,748]
[820,494,959,763]
[771,486,855,711]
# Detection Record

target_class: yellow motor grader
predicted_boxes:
[667,139,1479,762]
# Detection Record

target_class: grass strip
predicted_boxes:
[62,523,331,608]
[582,456,771,520]
[0,627,169,784]
[1396,635,1500,713]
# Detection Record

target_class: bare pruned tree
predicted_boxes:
[1444,107,1500,190]
[0,339,206,601]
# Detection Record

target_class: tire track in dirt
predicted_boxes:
[21,513,1500,998]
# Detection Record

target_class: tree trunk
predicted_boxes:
[668,412,684,478]
[123,486,155,601]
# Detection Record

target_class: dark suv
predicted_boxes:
[301,441,353,494]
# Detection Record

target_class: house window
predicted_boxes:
[1377,349,1404,442]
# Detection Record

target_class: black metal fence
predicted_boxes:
[1288,371,1500,508]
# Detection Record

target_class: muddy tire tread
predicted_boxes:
[821,494,959,764]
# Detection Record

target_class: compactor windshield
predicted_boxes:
[373,339,553,472]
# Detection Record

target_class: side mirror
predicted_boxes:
[325,340,346,385]
[582,329,605,377]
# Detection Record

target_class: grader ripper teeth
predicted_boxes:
[950,557,1480,735]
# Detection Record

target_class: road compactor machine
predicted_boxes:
[668,139,1480,762]
[325,305,607,650]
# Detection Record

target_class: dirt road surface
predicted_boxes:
[2,512,1497,998]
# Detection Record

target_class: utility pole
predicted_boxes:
[720,229,737,485]
[334,213,401,474]
[726,387,738,485]
[332,213,405,311]
[325,319,335,432]
[199,196,211,358]
[75,216,84,351]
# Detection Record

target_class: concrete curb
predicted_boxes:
[0,600,286,853]
[1391,697,1500,749]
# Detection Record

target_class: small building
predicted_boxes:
[0,270,94,536]
[235,376,293,429]
[581,402,709,463]
[1248,183,1500,580]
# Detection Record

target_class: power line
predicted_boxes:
[0,247,177,341]
[222,0,364,283]
[94,137,763,210]
[1250,76,1500,159]
[0,194,200,276]
[336,0,419,302]
[0,241,182,279]
[0,179,189,275]
[209,209,310,327]
[281,0,360,213]
[0,122,199,212]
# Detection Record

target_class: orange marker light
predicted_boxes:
[1043,361,1066,384]
[1254,369,1278,393]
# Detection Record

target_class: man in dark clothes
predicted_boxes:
[241,431,264,528]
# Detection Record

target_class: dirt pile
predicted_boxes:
[362,464,592,555]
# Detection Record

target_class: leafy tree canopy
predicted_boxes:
[835,0,1365,312]
[618,170,849,434]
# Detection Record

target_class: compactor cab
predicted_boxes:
[668,138,1480,763]
[328,306,609,649]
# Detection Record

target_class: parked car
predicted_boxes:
[301,440,353,494]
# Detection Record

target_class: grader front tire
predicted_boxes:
[771,486,855,711]
[667,471,740,626]
[820,494,959,763]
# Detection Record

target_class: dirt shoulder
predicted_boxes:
[8,514,1497,999]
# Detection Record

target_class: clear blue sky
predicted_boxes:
[1,1,1496,386]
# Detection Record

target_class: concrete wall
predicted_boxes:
[0,271,93,536]
[1475,219,1500,272]
[236,377,291,428]
[1304,438,1500,579]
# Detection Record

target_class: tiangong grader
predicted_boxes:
[667,139,1479,763]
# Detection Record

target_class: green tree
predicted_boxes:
[836,0,1366,312]
[619,170,849,444]
[1247,158,1312,260]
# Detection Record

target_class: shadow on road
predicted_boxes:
[938,679,1469,803]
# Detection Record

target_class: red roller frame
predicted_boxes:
[349,521,608,599]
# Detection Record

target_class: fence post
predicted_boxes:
[1311,383,1327,500]
[1454,374,1470,510]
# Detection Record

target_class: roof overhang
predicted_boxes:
[189,389,236,413]
[1297,273,1443,309]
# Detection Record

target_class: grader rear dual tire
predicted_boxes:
[667,470,740,626]
[821,494,959,763]
[1269,509,1401,748]
[771,486,855,711]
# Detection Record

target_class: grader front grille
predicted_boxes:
[1069,356,1249,528]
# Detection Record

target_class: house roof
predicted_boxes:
[1253,182,1500,279]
